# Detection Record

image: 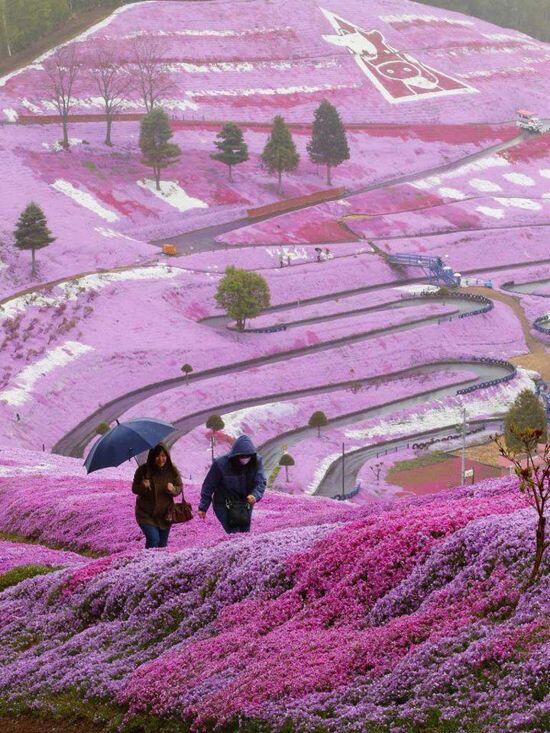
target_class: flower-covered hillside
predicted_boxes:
[0,475,547,733]
[1,0,549,124]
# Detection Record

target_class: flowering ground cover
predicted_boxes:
[0,473,546,733]
[0,540,86,573]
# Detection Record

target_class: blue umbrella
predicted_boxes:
[84,418,175,474]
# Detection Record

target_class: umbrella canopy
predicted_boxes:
[84,418,175,474]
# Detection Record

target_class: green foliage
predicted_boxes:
[279,453,295,467]
[96,421,110,435]
[206,414,224,432]
[83,160,97,171]
[1,0,70,56]
[261,115,299,193]
[215,265,271,330]
[0,564,58,593]
[389,450,449,474]
[307,100,349,185]
[504,389,547,453]
[211,122,248,181]
[309,410,328,437]
[14,202,55,274]
[139,108,181,190]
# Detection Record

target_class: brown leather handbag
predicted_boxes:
[165,490,193,524]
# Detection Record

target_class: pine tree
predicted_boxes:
[307,100,350,186]
[261,115,299,194]
[504,389,548,452]
[181,363,193,385]
[215,266,271,331]
[14,203,55,276]
[211,122,248,182]
[139,107,181,191]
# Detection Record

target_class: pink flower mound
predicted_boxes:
[115,479,547,732]
[0,540,85,573]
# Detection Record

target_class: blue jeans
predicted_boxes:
[139,524,170,548]
[213,503,252,535]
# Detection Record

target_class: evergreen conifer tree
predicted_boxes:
[14,203,55,276]
[211,122,248,181]
[261,115,299,194]
[139,107,181,191]
[504,389,547,452]
[307,100,350,186]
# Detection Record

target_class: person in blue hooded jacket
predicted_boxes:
[198,434,266,534]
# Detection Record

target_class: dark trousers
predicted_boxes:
[139,523,170,548]
[213,503,251,535]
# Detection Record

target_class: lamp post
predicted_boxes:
[341,442,345,499]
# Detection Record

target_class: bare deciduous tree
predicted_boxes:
[86,39,133,146]
[129,36,173,113]
[43,45,81,149]
[495,428,549,585]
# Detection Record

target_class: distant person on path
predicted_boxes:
[198,435,266,534]
[132,443,183,549]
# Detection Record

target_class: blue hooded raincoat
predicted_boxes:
[199,435,266,533]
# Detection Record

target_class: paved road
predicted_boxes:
[315,417,503,498]
[53,294,491,458]
[157,131,530,255]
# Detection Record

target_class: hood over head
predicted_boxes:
[228,434,257,458]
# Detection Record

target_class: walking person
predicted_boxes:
[132,443,183,548]
[198,434,266,534]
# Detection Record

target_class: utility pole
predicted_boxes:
[460,406,467,486]
[341,442,345,499]
[1,1,11,57]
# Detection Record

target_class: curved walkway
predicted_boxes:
[315,417,503,497]
[501,277,550,298]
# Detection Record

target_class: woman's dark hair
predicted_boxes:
[146,443,175,474]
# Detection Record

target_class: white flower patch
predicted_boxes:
[307,453,342,495]
[266,246,308,262]
[0,292,58,321]
[222,402,298,438]
[345,369,536,442]
[192,82,359,98]
[495,197,542,211]
[118,26,294,39]
[413,156,509,191]
[476,206,505,219]
[94,227,136,241]
[52,179,119,222]
[20,98,42,114]
[0,341,93,407]
[503,173,535,187]
[539,169,550,179]
[438,187,466,200]
[42,138,83,152]
[3,108,18,122]
[137,179,208,213]
[396,284,439,295]
[380,13,474,26]
[469,179,502,193]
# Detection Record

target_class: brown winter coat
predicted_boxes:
[132,463,183,529]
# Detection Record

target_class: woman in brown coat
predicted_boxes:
[132,443,183,548]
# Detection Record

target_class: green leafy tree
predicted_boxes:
[279,452,295,482]
[211,122,248,182]
[206,414,225,460]
[496,429,550,584]
[2,0,70,56]
[139,107,181,191]
[309,410,328,438]
[307,100,350,185]
[504,389,547,452]
[215,265,270,331]
[14,203,55,276]
[181,363,193,385]
[261,115,299,194]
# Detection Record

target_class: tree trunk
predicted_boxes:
[154,168,161,191]
[327,164,332,186]
[105,115,113,146]
[277,169,282,195]
[285,466,289,482]
[62,116,69,149]
[317,425,321,438]
[228,164,233,182]
[529,513,546,584]
[31,247,36,276]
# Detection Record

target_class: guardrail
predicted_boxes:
[331,485,361,501]
[456,356,517,394]
[246,324,287,333]
[534,315,550,335]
